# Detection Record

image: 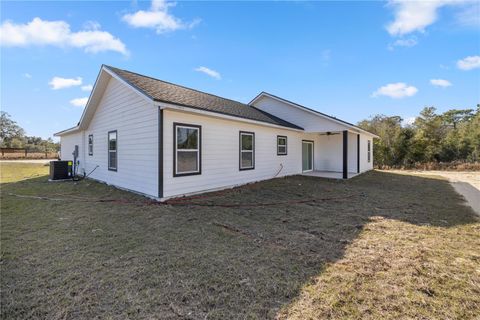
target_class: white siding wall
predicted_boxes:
[163,110,319,198]
[60,84,374,200]
[326,133,373,173]
[348,132,358,173]
[315,132,360,173]
[61,77,159,197]
[253,95,374,174]
[360,135,374,173]
[316,134,342,172]
[253,96,349,132]
[60,132,84,170]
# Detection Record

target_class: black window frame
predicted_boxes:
[108,130,117,171]
[277,135,287,156]
[367,140,371,163]
[239,131,255,171]
[88,134,93,156]
[173,122,202,177]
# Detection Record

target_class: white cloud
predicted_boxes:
[194,66,221,80]
[321,49,331,61]
[372,82,418,99]
[0,17,128,55]
[430,79,452,87]
[387,37,418,50]
[392,37,418,48]
[122,0,200,34]
[386,0,465,36]
[403,116,416,126]
[457,55,480,70]
[320,49,331,66]
[49,76,82,90]
[81,84,93,91]
[455,3,480,27]
[70,97,89,107]
[83,20,101,31]
[23,73,32,79]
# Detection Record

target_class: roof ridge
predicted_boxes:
[104,65,255,108]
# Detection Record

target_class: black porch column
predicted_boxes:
[343,130,348,179]
[158,107,164,199]
[357,134,360,173]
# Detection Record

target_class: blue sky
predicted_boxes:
[1,0,479,139]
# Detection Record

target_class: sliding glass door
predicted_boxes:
[302,141,313,172]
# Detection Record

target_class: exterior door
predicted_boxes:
[302,141,313,172]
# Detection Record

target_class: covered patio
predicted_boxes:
[301,130,371,179]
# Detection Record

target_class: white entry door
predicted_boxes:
[302,141,313,172]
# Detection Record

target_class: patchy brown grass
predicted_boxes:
[277,218,480,319]
[1,164,479,319]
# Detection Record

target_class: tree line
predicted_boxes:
[0,111,59,152]
[1,107,479,166]
[358,105,480,168]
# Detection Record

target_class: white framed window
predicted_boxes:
[367,140,371,163]
[174,123,201,176]
[277,135,287,155]
[239,131,255,170]
[88,134,93,156]
[108,131,117,171]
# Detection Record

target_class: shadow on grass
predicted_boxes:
[1,170,478,319]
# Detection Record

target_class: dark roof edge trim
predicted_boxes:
[157,102,304,131]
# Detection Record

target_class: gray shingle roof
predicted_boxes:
[104,65,303,130]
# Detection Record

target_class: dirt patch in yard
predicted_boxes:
[383,170,480,216]
[1,164,479,319]
[383,170,480,190]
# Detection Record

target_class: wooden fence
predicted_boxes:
[0,148,58,159]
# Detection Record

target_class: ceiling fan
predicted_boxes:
[319,131,341,136]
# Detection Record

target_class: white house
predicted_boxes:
[55,65,377,200]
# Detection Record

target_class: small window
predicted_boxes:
[108,131,117,171]
[367,140,371,163]
[277,135,287,155]
[239,131,255,170]
[174,123,201,176]
[88,134,93,156]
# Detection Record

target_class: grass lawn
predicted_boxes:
[0,162,49,183]
[1,163,479,319]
